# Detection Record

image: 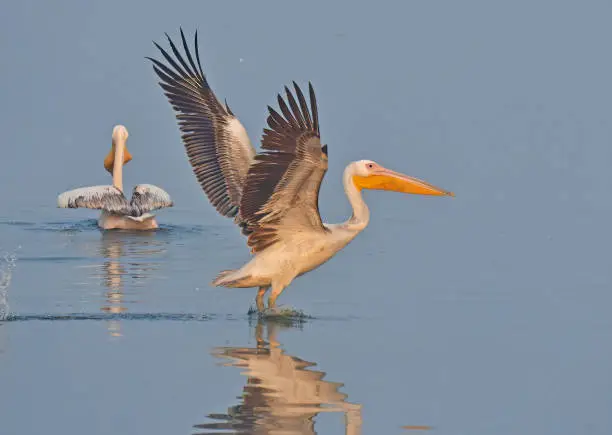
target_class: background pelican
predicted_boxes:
[149,29,453,312]
[57,125,173,230]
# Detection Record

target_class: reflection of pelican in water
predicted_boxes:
[194,319,363,435]
[95,231,167,336]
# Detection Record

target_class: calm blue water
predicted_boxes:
[1,1,612,434]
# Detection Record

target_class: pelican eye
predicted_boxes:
[367,163,374,169]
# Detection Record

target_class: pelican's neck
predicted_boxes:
[342,165,370,231]
[112,139,124,192]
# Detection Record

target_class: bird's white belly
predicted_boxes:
[246,234,342,284]
[295,239,340,276]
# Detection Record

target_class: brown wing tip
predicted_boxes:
[308,82,319,135]
[225,98,234,116]
[267,81,321,135]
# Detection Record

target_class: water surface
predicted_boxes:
[1,1,612,434]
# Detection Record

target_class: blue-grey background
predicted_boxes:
[1,0,611,434]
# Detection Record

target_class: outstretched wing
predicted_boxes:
[148,28,255,221]
[239,82,329,254]
[129,184,174,216]
[57,186,130,214]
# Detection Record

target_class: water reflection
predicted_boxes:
[195,318,363,435]
[94,231,167,336]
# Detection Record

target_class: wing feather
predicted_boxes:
[148,28,255,222]
[293,82,312,128]
[150,29,328,252]
[58,185,173,217]
[130,184,174,215]
[57,186,130,214]
[239,82,328,253]
[285,86,306,129]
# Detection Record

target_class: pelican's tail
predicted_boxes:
[211,269,253,288]
[126,213,156,222]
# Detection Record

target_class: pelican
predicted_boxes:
[57,125,173,230]
[149,29,454,312]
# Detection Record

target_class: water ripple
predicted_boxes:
[0,218,208,236]
[2,312,216,322]
[0,311,352,323]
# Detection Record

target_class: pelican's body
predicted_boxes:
[97,210,158,230]
[57,125,173,230]
[150,29,453,311]
[213,191,366,290]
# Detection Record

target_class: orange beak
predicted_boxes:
[353,168,454,197]
[103,143,132,174]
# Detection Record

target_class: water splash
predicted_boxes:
[0,248,18,321]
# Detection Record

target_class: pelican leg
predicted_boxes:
[256,287,268,312]
[267,285,286,310]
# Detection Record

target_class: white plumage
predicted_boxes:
[149,29,453,311]
[57,125,173,230]
[57,184,173,216]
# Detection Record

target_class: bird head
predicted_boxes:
[351,160,454,197]
[104,125,133,174]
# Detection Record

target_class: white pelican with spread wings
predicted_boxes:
[57,125,173,230]
[149,29,453,311]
